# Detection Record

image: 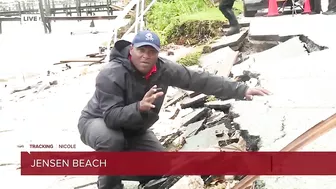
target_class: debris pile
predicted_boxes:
[145,59,261,188]
[140,34,328,189]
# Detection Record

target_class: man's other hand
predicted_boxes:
[245,87,271,100]
[139,85,164,112]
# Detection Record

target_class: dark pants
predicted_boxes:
[310,0,322,13]
[328,0,336,10]
[219,0,239,26]
[78,117,165,189]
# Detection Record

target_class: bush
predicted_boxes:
[146,0,244,46]
[176,51,202,66]
[146,0,211,45]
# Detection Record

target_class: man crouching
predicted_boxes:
[77,30,270,189]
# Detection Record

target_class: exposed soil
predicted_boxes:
[166,20,228,46]
[238,37,278,56]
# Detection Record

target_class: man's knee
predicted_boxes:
[79,118,125,151]
[126,130,165,151]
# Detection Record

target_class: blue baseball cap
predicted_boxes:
[132,30,161,51]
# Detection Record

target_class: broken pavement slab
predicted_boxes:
[180,94,207,109]
[169,176,204,189]
[182,119,206,138]
[248,14,336,49]
[205,110,226,126]
[204,99,234,111]
[249,15,310,38]
[181,107,210,126]
[164,89,188,108]
[230,36,310,80]
[9,15,334,187]
[203,28,248,52]
[227,31,336,188]
[249,36,309,62]
[200,47,239,77]
[180,123,229,151]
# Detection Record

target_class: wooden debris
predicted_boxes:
[86,53,106,58]
[169,108,180,120]
[10,79,58,95]
[54,56,106,65]
[86,52,99,57]
[11,86,31,94]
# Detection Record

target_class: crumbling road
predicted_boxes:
[1,14,336,189]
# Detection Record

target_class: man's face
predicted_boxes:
[130,45,159,74]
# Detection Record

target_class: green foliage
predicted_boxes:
[146,0,244,45]
[146,0,211,45]
[207,95,217,102]
[176,51,202,66]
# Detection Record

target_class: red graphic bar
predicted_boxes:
[21,152,336,175]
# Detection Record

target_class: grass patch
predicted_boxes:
[180,7,227,22]
[147,0,244,46]
[177,51,202,66]
[181,1,243,22]
[180,0,245,22]
[146,0,212,45]
[207,95,217,102]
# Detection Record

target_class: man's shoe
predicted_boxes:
[138,178,168,189]
[323,10,336,15]
[110,184,124,189]
[226,25,240,36]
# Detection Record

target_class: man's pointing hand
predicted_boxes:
[139,85,164,112]
[244,87,271,100]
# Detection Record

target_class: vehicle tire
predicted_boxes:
[243,4,258,17]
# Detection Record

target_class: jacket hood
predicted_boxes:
[109,33,136,62]
[109,39,132,61]
[109,39,136,72]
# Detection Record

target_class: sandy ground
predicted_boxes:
[0,41,193,189]
[0,12,128,80]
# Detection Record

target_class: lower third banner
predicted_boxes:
[21,152,336,175]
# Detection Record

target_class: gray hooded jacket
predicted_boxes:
[80,40,248,134]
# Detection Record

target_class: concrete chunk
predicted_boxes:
[170,176,204,189]
[180,94,207,109]
[142,177,168,189]
[200,47,239,77]
[183,119,206,138]
[164,89,188,108]
[249,36,308,64]
[205,110,226,126]
[204,28,248,52]
[181,108,209,126]
[172,135,186,147]
[180,123,229,151]
[205,99,234,110]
